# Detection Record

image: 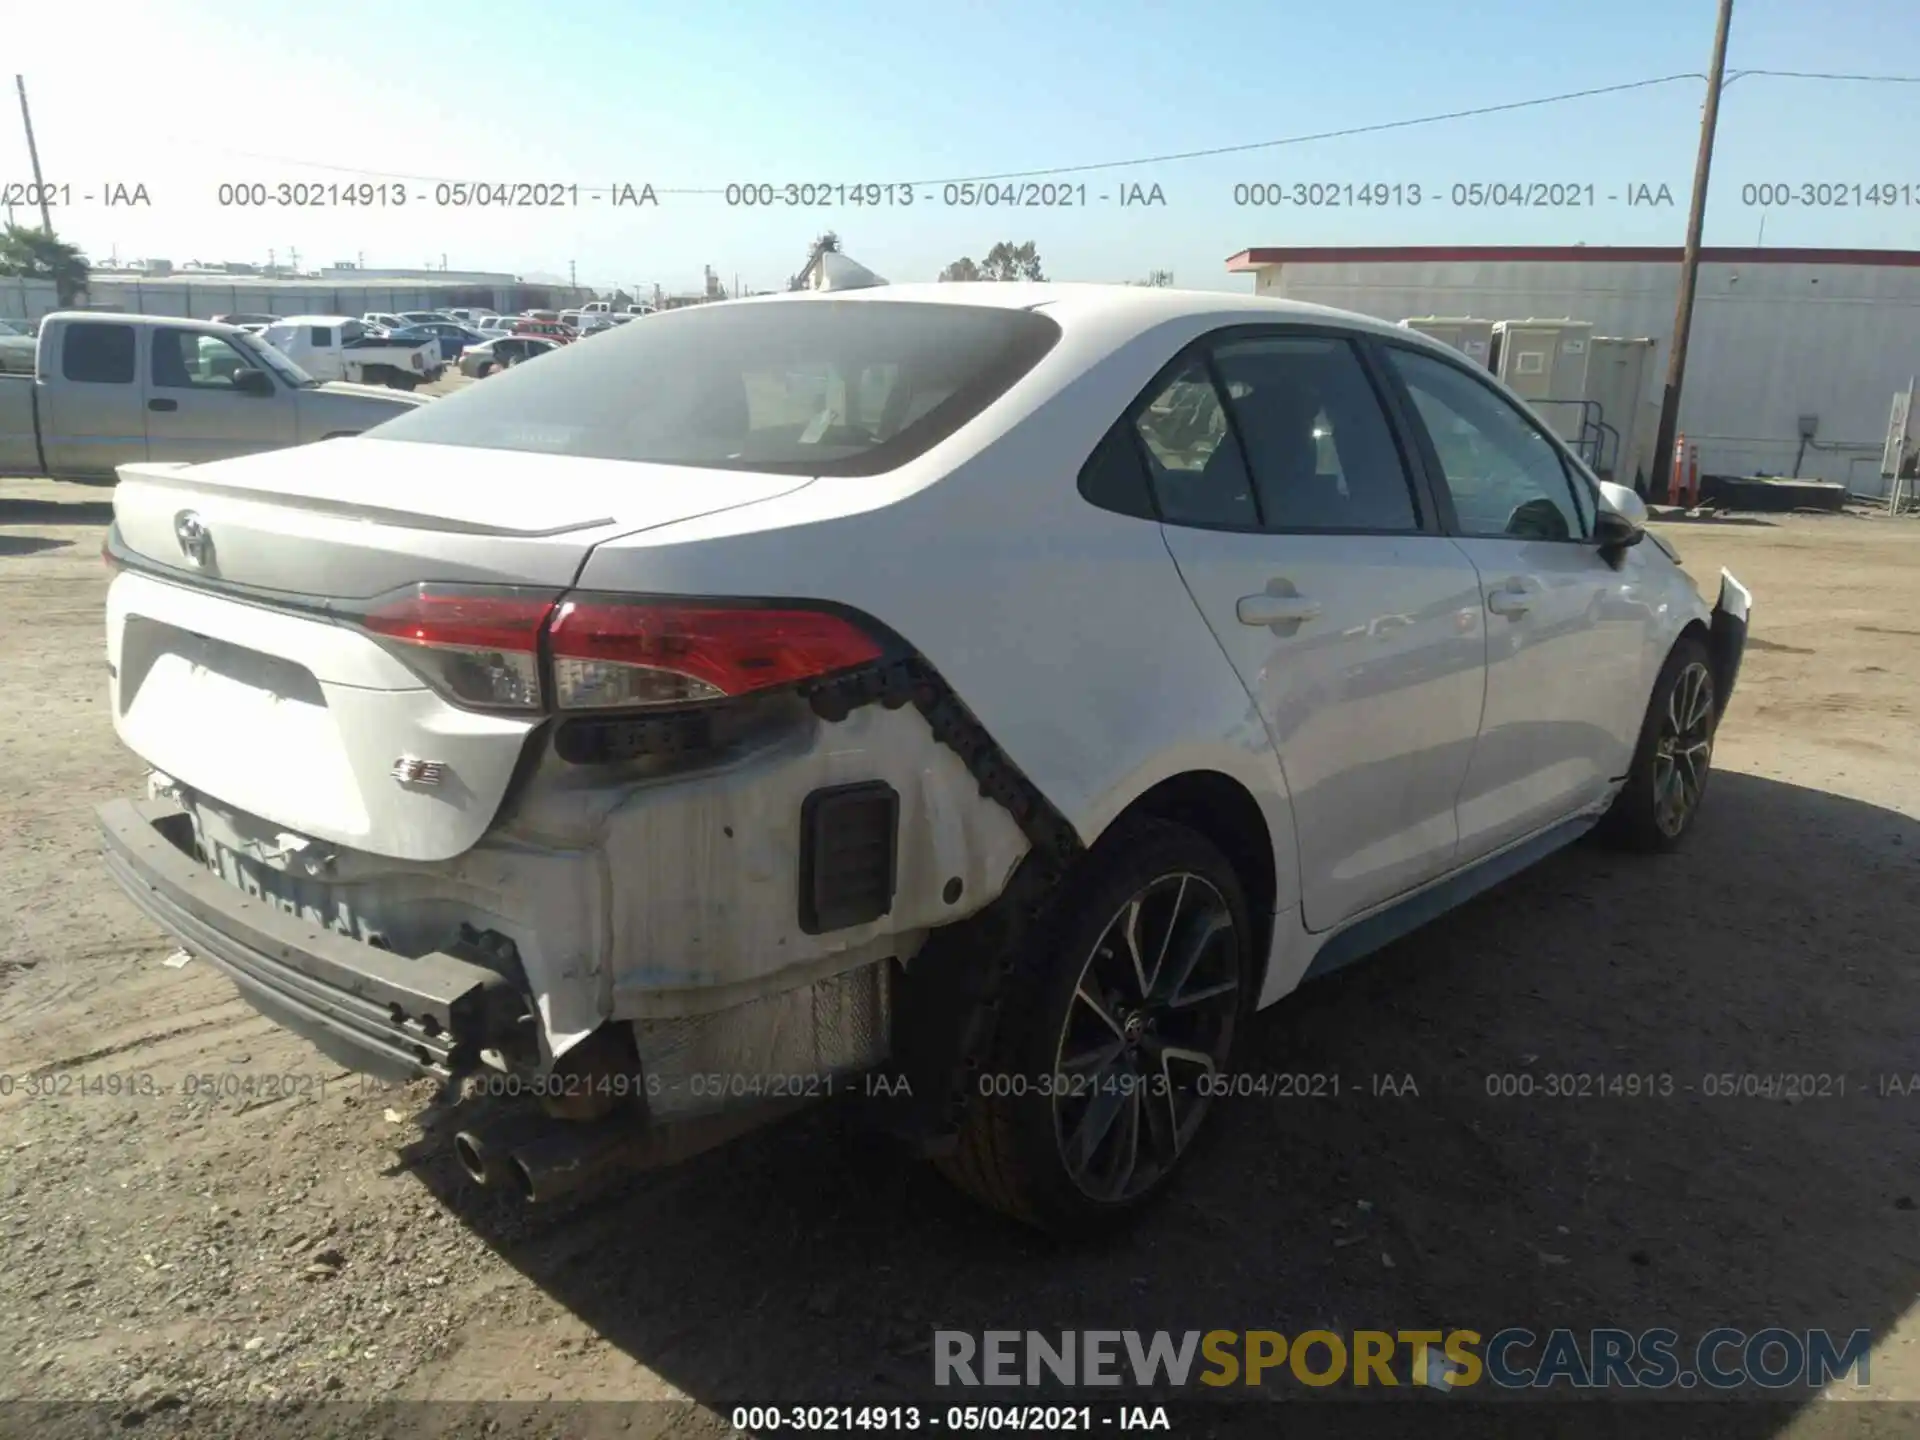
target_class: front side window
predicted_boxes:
[1385,346,1591,541]
[1209,334,1420,532]
[151,329,255,389]
[61,323,136,384]
[372,300,1063,476]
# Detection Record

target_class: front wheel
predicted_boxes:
[1596,635,1717,852]
[936,819,1254,1232]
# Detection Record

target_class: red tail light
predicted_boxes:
[360,586,557,711]
[547,600,884,710]
[355,585,885,713]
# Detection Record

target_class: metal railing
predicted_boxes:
[1527,397,1619,477]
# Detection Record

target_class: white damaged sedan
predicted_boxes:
[98,282,1750,1230]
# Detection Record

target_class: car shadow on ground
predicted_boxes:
[410,770,1919,1432]
[0,496,114,526]
[0,534,72,557]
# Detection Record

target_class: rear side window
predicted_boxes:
[1128,359,1258,528]
[371,300,1063,476]
[61,323,136,384]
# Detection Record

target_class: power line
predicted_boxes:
[900,74,1709,185]
[85,67,1920,194]
[1732,67,1920,82]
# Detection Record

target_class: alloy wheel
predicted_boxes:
[1051,873,1241,1204]
[1653,661,1715,837]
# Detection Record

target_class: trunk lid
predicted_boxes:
[107,439,814,860]
[112,437,811,594]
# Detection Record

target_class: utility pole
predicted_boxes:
[14,75,54,234]
[1649,0,1734,499]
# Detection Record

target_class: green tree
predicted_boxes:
[0,224,90,306]
[980,241,1044,281]
[939,243,1044,282]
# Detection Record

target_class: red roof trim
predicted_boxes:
[1226,245,1920,270]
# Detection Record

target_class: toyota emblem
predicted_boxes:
[173,510,213,568]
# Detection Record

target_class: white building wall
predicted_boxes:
[1252,259,1920,495]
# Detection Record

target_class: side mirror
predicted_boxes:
[1593,479,1647,551]
[230,366,274,397]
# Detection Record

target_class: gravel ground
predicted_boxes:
[1,478,1917,1438]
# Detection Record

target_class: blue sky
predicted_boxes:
[7,0,1917,294]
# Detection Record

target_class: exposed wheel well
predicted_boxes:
[1104,772,1279,995]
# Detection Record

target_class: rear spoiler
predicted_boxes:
[115,460,194,486]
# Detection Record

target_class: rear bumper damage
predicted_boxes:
[98,651,1085,1192]
[98,797,526,1083]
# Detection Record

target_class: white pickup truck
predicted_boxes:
[259,316,445,391]
[0,312,424,482]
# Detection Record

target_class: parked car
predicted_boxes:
[388,321,486,365]
[397,311,447,328]
[457,334,558,377]
[520,310,560,323]
[510,317,573,343]
[0,317,36,374]
[93,285,1750,1230]
[362,312,409,332]
[0,311,419,479]
[259,315,445,390]
[474,315,514,336]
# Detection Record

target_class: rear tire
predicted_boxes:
[935,819,1254,1233]
[389,373,418,392]
[1595,635,1717,853]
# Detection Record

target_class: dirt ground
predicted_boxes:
[1,478,1917,1437]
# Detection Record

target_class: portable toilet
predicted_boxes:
[1491,319,1594,444]
[1399,317,1494,369]
[1583,337,1658,485]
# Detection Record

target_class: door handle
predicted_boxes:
[1237,593,1322,627]
[1486,582,1535,617]
[147,398,178,412]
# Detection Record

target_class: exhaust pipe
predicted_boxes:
[507,1098,810,1204]
[452,1110,559,1189]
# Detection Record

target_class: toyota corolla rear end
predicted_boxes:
[96,293,1069,1201]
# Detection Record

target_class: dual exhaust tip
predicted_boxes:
[451,1110,642,1205]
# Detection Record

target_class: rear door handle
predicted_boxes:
[147,398,178,412]
[1237,593,1322,627]
[1486,581,1536,617]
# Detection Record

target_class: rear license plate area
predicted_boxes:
[200,836,388,948]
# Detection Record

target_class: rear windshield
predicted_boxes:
[372,299,1063,476]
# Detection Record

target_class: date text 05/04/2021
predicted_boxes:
[1229,180,1678,208]
[728,1405,1171,1432]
